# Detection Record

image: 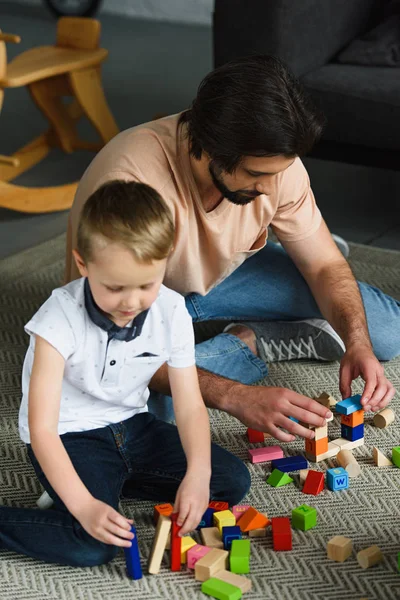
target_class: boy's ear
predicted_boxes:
[72,249,88,277]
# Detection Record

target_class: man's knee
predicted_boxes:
[370,323,400,361]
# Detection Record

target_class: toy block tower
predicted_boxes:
[336,394,365,444]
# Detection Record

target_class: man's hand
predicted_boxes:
[227,386,332,442]
[339,344,396,412]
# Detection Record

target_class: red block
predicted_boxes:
[302,470,325,496]
[247,428,265,443]
[170,513,182,571]
[208,501,229,512]
[271,517,292,551]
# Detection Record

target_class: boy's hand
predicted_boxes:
[173,472,211,536]
[74,497,134,547]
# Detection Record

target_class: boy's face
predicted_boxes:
[73,237,167,327]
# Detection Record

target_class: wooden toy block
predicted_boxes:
[330,437,364,451]
[148,514,172,574]
[230,539,251,573]
[341,409,364,428]
[314,425,328,441]
[237,507,269,532]
[213,510,236,533]
[357,545,383,569]
[187,544,212,569]
[195,547,229,582]
[165,532,171,550]
[305,441,340,462]
[181,536,197,564]
[222,526,242,550]
[201,527,224,549]
[373,447,393,467]
[201,577,242,600]
[124,525,142,580]
[299,469,310,485]
[270,455,308,473]
[209,501,229,512]
[341,423,364,442]
[153,503,173,524]
[326,467,349,491]
[266,469,293,488]
[335,394,363,415]
[248,445,284,464]
[336,449,361,477]
[305,437,328,457]
[197,507,215,529]
[302,470,324,495]
[271,517,292,551]
[327,536,353,562]
[373,407,395,429]
[248,527,268,537]
[393,446,400,468]
[214,569,252,593]
[316,392,338,407]
[292,504,317,531]
[232,505,250,520]
[288,416,299,423]
[170,513,182,572]
[247,428,265,443]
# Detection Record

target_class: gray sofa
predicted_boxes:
[213,0,400,153]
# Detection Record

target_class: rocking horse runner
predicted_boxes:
[0,16,118,213]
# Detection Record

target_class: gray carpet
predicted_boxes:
[1,234,399,600]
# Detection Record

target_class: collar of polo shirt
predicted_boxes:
[84,278,149,342]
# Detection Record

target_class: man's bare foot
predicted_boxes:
[227,325,257,356]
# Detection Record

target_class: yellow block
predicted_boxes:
[213,510,236,533]
[181,536,197,564]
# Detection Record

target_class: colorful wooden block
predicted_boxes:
[327,536,353,562]
[124,525,142,580]
[248,446,284,464]
[248,527,268,538]
[213,510,236,533]
[326,467,349,491]
[302,470,324,495]
[335,394,363,415]
[314,392,332,408]
[271,517,292,551]
[357,545,383,569]
[194,548,229,582]
[181,536,197,564]
[187,544,212,569]
[170,513,182,572]
[314,425,328,441]
[373,407,395,429]
[291,504,317,531]
[222,526,241,550]
[336,449,361,477]
[270,455,308,473]
[209,501,229,512]
[330,437,364,451]
[214,570,252,593]
[341,409,364,428]
[305,441,340,462]
[341,423,364,441]
[148,514,171,574]
[232,505,250,520]
[201,577,242,600]
[230,539,251,574]
[373,447,393,467]
[392,446,400,468]
[266,469,293,487]
[246,428,265,443]
[153,503,173,524]
[236,507,269,532]
[299,469,310,485]
[200,527,224,549]
[288,416,299,423]
[197,507,215,529]
[305,437,328,457]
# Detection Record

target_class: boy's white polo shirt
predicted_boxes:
[19,278,195,443]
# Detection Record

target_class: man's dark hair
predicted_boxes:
[179,54,326,173]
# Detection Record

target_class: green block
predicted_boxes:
[230,539,251,574]
[201,578,242,600]
[392,446,400,468]
[267,468,294,487]
[292,504,317,531]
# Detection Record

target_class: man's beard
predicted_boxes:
[209,162,260,206]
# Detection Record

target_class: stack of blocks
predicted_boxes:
[336,394,365,445]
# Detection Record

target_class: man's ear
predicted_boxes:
[72,249,88,278]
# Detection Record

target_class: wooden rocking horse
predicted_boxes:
[0,17,119,213]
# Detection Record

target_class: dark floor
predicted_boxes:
[0,2,399,260]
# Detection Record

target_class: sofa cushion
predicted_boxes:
[337,14,400,66]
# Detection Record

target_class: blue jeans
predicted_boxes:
[149,242,400,421]
[0,412,250,566]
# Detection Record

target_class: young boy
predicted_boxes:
[0,181,250,567]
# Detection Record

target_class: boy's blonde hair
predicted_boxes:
[77,180,175,264]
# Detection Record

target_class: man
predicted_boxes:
[65,55,398,442]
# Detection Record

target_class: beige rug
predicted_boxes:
[0,234,399,600]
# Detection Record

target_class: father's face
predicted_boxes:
[209,155,296,205]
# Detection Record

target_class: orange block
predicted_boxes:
[341,409,364,427]
[154,503,174,524]
[237,507,270,532]
[305,437,328,456]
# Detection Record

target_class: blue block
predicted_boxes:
[326,467,349,491]
[222,525,242,550]
[271,455,308,473]
[124,526,142,580]
[341,423,364,441]
[197,507,215,530]
[336,394,363,415]
[289,416,299,423]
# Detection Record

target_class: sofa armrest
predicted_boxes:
[214,0,380,76]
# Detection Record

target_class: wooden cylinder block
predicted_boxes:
[357,545,383,569]
[336,449,361,478]
[373,408,395,429]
